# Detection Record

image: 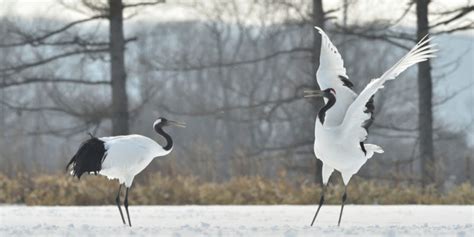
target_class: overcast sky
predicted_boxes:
[1,0,473,29]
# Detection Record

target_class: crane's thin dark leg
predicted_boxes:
[124,187,132,227]
[337,186,347,227]
[116,184,126,225]
[310,185,327,226]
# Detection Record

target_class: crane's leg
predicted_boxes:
[124,187,132,227]
[310,163,333,226]
[116,184,126,225]
[310,185,326,226]
[337,186,347,227]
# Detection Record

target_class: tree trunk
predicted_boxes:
[312,0,325,72]
[313,0,325,185]
[109,0,129,135]
[416,0,435,187]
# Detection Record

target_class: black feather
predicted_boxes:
[339,75,354,89]
[359,96,375,155]
[362,95,375,131]
[66,136,107,179]
[360,142,367,155]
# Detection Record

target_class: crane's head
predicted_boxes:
[303,88,336,98]
[154,117,186,128]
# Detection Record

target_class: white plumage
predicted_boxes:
[99,134,170,187]
[66,117,185,227]
[306,27,437,226]
[316,28,356,127]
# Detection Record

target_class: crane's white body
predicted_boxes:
[99,135,170,187]
[314,124,368,184]
[313,27,436,185]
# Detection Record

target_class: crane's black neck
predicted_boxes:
[318,92,336,124]
[154,123,173,151]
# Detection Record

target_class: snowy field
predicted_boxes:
[0,205,472,236]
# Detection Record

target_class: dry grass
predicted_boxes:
[0,172,472,205]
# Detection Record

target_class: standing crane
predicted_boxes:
[66,117,185,227]
[304,27,436,226]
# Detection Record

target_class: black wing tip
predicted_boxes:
[339,75,354,89]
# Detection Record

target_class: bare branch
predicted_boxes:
[390,2,415,28]
[432,5,474,15]
[7,36,137,48]
[159,94,301,117]
[0,48,108,75]
[0,100,80,117]
[25,122,99,138]
[154,47,312,72]
[123,0,165,8]
[430,6,474,29]
[332,25,415,50]
[432,22,474,35]
[433,82,474,107]
[0,15,106,48]
[0,77,110,89]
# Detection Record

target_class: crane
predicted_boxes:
[304,27,436,226]
[66,117,185,227]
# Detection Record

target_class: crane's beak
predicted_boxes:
[303,90,323,98]
[167,120,186,128]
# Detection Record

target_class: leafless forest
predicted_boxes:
[0,0,473,193]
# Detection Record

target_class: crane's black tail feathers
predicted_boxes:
[66,136,107,179]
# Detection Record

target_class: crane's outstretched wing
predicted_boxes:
[314,27,358,126]
[340,36,437,143]
[315,27,356,92]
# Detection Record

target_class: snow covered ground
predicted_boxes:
[0,205,472,236]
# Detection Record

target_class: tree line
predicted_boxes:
[0,0,472,188]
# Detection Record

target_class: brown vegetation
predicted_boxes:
[1,172,472,205]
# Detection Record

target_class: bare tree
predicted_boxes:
[0,0,165,136]
[416,0,435,187]
[417,1,473,187]
[109,0,129,135]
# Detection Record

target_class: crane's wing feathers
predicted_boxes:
[100,135,167,171]
[341,36,437,143]
[379,36,436,81]
[315,26,348,78]
[315,27,358,125]
[315,27,354,91]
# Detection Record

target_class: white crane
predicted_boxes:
[66,117,185,227]
[304,27,436,226]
